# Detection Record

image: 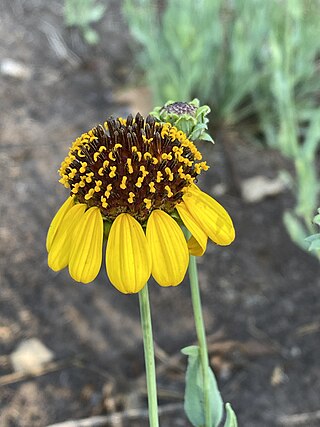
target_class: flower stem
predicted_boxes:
[189,254,212,427]
[139,283,159,427]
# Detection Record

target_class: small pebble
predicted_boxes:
[10,338,54,374]
[1,58,32,80]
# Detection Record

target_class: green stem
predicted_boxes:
[139,283,159,427]
[189,253,212,427]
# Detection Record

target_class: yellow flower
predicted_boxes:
[47,114,235,293]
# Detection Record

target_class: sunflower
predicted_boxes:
[47,113,235,293]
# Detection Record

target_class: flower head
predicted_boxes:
[47,113,234,293]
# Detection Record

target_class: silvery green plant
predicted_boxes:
[252,0,320,252]
[123,0,266,125]
[151,99,213,142]
[64,0,106,45]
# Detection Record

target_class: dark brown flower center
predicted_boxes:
[59,113,208,222]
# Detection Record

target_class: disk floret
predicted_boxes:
[59,113,209,222]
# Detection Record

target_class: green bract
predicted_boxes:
[151,99,214,143]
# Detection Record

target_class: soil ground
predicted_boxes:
[1,1,319,426]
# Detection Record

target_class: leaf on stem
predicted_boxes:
[224,403,238,427]
[182,345,223,427]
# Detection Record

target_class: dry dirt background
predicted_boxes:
[0,1,320,426]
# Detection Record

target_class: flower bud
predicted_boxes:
[150,99,214,143]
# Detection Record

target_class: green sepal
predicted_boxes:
[182,345,223,427]
[224,403,238,427]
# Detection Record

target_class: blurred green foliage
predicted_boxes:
[64,0,106,45]
[123,0,320,253]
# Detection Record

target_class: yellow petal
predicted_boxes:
[48,204,87,271]
[68,207,103,284]
[176,202,208,256]
[146,210,189,287]
[46,196,75,252]
[106,213,151,294]
[183,186,235,246]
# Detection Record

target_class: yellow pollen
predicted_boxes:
[109,152,116,161]
[59,176,69,188]
[93,152,100,162]
[165,167,174,181]
[143,152,152,160]
[136,151,142,161]
[139,165,149,178]
[104,185,112,198]
[94,180,102,192]
[114,143,122,149]
[103,160,109,168]
[79,162,87,173]
[89,133,97,142]
[120,176,127,189]
[68,168,77,179]
[84,188,95,200]
[85,172,94,183]
[149,182,156,193]
[71,183,80,194]
[161,124,170,138]
[135,176,145,188]
[144,198,152,209]
[194,164,201,174]
[79,180,86,188]
[99,146,107,152]
[165,185,173,198]
[126,158,134,174]
[200,161,209,171]
[128,192,135,203]
[152,157,159,165]
[109,166,117,178]
[101,196,108,208]
[131,146,138,153]
[118,117,127,125]
[161,152,173,160]
[156,171,163,183]
[142,135,153,144]
[176,130,185,141]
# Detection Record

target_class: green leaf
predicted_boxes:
[224,403,238,427]
[309,238,320,251]
[182,345,223,427]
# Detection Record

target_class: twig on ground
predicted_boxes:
[278,410,320,426]
[45,403,184,427]
[0,357,114,387]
